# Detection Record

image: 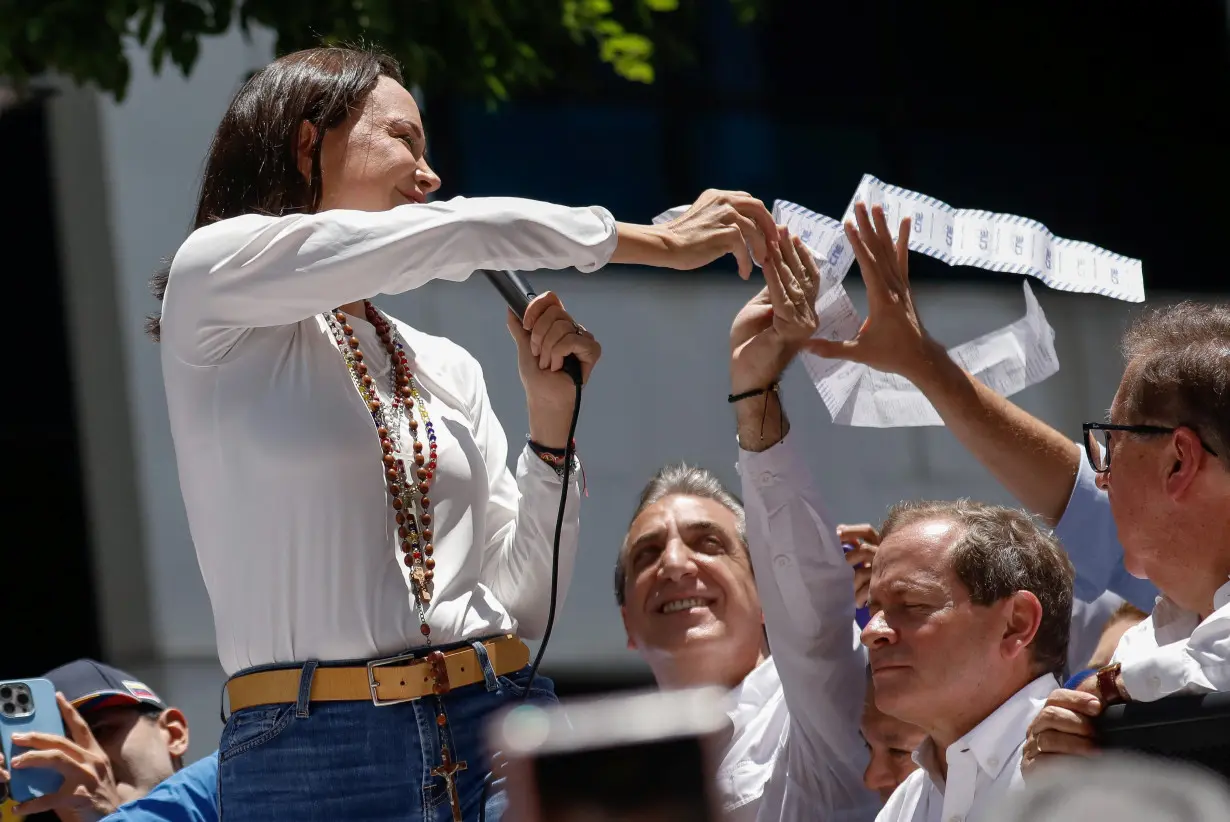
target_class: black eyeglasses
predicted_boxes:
[1082,422,1219,474]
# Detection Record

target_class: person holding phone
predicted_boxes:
[152,46,778,822]
[0,660,192,821]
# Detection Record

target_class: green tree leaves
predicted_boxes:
[0,0,761,102]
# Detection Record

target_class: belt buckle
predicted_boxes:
[366,652,426,707]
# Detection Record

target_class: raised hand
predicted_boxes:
[836,523,879,609]
[804,203,941,382]
[659,189,779,280]
[730,228,822,394]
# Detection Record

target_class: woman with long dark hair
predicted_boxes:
[154,46,777,822]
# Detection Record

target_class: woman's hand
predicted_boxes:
[507,292,602,450]
[614,189,778,279]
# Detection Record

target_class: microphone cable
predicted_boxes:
[478,276,584,822]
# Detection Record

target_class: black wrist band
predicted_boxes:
[526,437,572,457]
[728,383,779,404]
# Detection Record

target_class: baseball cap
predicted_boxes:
[41,659,166,716]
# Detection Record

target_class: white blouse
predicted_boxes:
[159,196,618,675]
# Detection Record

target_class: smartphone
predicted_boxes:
[0,679,65,803]
[489,687,728,822]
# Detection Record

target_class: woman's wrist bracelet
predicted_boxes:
[527,437,581,480]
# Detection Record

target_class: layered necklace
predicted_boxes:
[323,302,439,638]
[326,303,478,821]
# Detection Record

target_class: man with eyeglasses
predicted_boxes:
[1019,305,1230,771]
[807,204,1230,774]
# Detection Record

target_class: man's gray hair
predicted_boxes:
[613,464,746,606]
[1121,301,1230,471]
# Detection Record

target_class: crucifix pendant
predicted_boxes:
[432,750,468,822]
[410,567,431,602]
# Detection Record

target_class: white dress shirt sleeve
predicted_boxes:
[466,358,580,640]
[162,196,618,364]
[738,432,880,819]
[1120,600,1230,701]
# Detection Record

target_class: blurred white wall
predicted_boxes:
[48,25,1160,759]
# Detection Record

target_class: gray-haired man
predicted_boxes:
[614,228,880,822]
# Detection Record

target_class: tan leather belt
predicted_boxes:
[226,635,530,712]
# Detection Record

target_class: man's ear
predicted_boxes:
[296,121,318,183]
[1001,591,1042,662]
[620,606,637,651]
[1165,427,1206,501]
[157,708,190,760]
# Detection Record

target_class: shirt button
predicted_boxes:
[1150,675,1162,690]
[759,471,774,484]
[773,556,791,568]
[987,757,998,768]
[949,816,963,822]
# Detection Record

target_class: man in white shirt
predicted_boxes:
[864,499,1075,822]
[1020,301,1230,772]
[798,202,1230,773]
[615,228,880,821]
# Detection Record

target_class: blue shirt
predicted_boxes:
[104,752,218,822]
[1054,455,1158,611]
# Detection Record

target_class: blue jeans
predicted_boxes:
[217,641,556,822]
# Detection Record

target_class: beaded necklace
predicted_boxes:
[325,302,471,821]
[324,302,439,631]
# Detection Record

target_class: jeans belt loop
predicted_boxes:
[295,661,319,719]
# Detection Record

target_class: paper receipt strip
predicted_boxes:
[781,175,1144,303]
[654,176,1141,426]
[770,197,1063,428]
[657,178,1143,304]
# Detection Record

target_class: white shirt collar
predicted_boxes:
[912,674,1059,793]
[1145,577,1230,640]
[730,656,778,708]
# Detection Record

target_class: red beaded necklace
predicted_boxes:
[326,302,472,821]
[324,301,439,638]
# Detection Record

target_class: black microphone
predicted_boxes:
[483,270,583,386]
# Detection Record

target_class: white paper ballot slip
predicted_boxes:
[654,178,1141,427]
[804,280,1059,427]
[833,175,1144,303]
[655,180,1145,304]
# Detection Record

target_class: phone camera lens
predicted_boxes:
[0,687,11,700]
[1,703,13,715]
[15,693,29,705]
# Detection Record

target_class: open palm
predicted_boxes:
[805,202,935,381]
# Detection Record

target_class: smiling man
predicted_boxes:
[614,228,880,822]
[864,500,1075,822]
